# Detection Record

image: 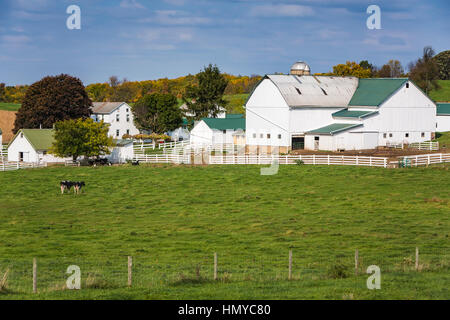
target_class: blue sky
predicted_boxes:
[1,0,449,85]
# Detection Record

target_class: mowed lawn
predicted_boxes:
[0,164,449,300]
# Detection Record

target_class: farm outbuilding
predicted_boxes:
[190,115,245,146]
[246,62,437,152]
[107,139,134,164]
[7,129,70,163]
[436,103,450,132]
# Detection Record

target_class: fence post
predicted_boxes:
[313,154,316,165]
[288,249,292,280]
[33,258,37,293]
[384,158,387,168]
[356,156,359,166]
[415,247,419,271]
[369,157,372,166]
[214,253,218,280]
[128,256,132,287]
[355,249,359,275]
[327,155,330,165]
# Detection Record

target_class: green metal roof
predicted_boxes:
[348,78,408,106]
[307,123,362,135]
[18,129,55,151]
[202,117,245,130]
[332,108,378,119]
[225,113,244,119]
[437,103,450,115]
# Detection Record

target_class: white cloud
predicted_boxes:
[120,0,145,9]
[1,35,30,44]
[250,4,314,17]
[153,10,211,25]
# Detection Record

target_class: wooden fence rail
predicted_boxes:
[0,161,47,172]
[402,153,450,166]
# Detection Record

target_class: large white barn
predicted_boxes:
[246,63,436,152]
[91,102,140,139]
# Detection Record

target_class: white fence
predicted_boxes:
[209,154,389,167]
[133,153,190,164]
[133,140,190,153]
[0,161,47,172]
[408,141,439,151]
[401,153,450,166]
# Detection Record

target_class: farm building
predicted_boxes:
[107,139,134,164]
[91,102,140,139]
[7,129,69,163]
[436,103,450,132]
[190,114,245,146]
[245,62,437,152]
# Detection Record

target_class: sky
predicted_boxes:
[0,0,449,86]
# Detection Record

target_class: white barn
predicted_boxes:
[7,129,69,163]
[246,69,436,152]
[91,102,140,139]
[190,115,245,146]
[436,103,450,132]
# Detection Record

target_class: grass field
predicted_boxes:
[435,132,450,149]
[429,80,450,102]
[0,164,448,300]
[0,103,21,111]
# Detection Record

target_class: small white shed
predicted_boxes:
[436,103,450,132]
[190,116,245,146]
[107,139,134,164]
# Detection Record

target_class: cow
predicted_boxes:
[60,181,74,194]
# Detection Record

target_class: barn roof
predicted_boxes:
[92,102,126,114]
[332,109,378,119]
[348,78,408,106]
[437,103,450,115]
[307,123,362,135]
[11,129,55,151]
[264,75,359,108]
[202,117,245,130]
[225,113,244,119]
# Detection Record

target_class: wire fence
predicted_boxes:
[0,246,448,295]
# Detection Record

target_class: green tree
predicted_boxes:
[409,46,440,94]
[13,74,92,133]
[359,60,375,77]
[132,93,183,134]
[433,50,450,80]
[182,64,229,120]
[50,118,114,161]
[0,83,5,101]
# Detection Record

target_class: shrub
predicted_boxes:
[295,159,304,165]
[327,263,349,279]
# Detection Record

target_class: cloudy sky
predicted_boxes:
[1,0,449,85]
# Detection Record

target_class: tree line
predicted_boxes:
[317,47,449,93]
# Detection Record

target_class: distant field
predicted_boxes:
[435,131,450,149]
[429,80,450,102]
[0,164,448,299]
[0,103,21,111]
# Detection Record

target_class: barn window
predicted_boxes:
[278,134,282,139]
[421,132,425,137]
[20,133,24,138]
[116,130,120,137]
[127,129,130,135]
[320,88,328,95]
[116,114,120,122]
[406,83,409,88]
[383,133,387,138]
[389,133,393,138]
[126,114,130,122]
[295,88,302,95]
[223,130,226,134]
[315,136,320,141]
[253,133,256,138]
[267,134,271,139]
[405,133,409,138]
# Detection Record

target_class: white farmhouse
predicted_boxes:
[436,103,450,132]
[91,102,140,139]
[190,115,245,146]
[246,62,436,152]
[7,129,69,163]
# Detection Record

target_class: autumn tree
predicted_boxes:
[330,61,371,78]
[408,46,440,94]
[0,83,5,101]
[85,83,110,102]
[359,60,375,77]
[132,93,183,134]
[50,118,114,161]
[182,64,229,120]
[13,74,92,133]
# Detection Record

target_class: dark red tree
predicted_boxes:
[13,74,92,133]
